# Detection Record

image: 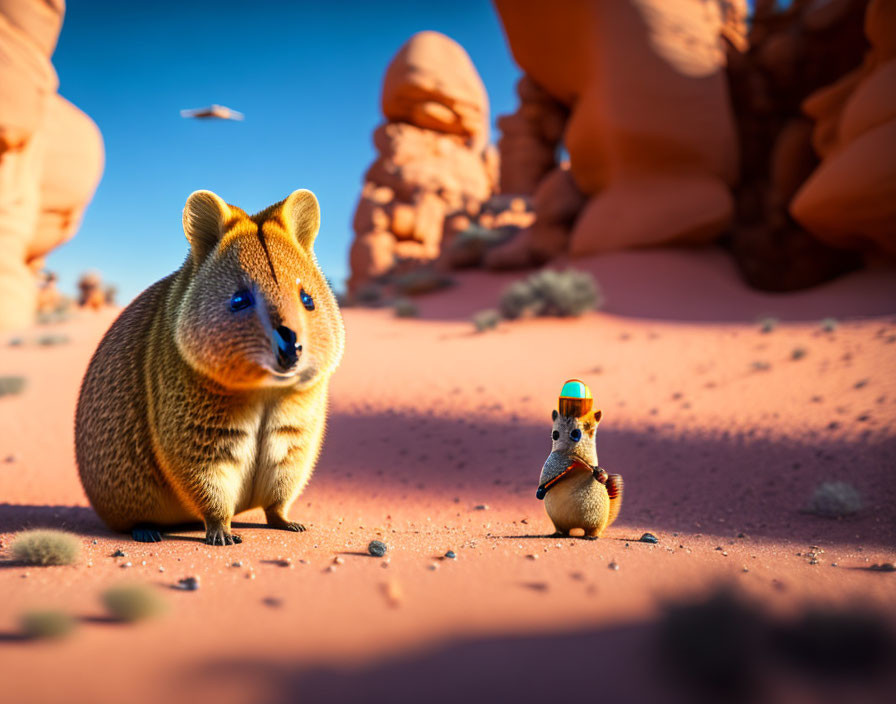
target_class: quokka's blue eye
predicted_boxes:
[569,428,582,442]
[300,288,315,311]
[229,289,254,312]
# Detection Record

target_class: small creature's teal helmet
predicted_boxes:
[558,379,593,418]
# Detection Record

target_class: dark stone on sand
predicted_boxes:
[175,576,200,591]
[639,532,659,544]
[368,540,388,557]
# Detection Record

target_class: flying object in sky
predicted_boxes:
[179,104,245,121]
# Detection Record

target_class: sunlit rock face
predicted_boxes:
[790,0,896,256]
[348,31,496,296]
[725,0,872,291]
[489,0,742,269]
[0,0,104,331]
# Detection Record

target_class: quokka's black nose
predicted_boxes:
[273,324,301,371]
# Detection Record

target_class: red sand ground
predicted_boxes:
[1,250,895,703]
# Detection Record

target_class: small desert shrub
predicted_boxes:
[820,317,838,332]
[499,269,602,320]
[471,309,501,333]
[757,316,779,334]
[804,481,862,518]
[0,375,27,397]
[10,529,80,565]
[36,307,73,326]
[354,283,383,306]
[392,269,454,296]
[102,585,166,622]
[393,298,419,318]
[36,333,70,346]
[20,609,77,640]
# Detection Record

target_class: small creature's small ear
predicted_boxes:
[593,409,602,424]
[552,409,558,421]
[282,189,320,250]
[183,190,230,262]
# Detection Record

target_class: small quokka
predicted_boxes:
[75,189,345,545]
[536,379,623,538]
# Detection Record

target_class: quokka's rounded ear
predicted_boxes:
[282,189,320,250]
[592,409,602,424]
[552,409,558,421]
[183,190,230,261]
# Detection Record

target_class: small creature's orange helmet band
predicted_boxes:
[558,378,593,418]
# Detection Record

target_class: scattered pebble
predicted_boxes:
[474,504,489,511]
[368,540,388,557]
[112,549,126,557]
[638,532,658,544]
[333,556,344,565]
[427,562,439,571]
[525,554,538,561]
[231,561,243,568]
[608,561,619,571]
[175,576,200,591]
[262,597,283,608]
[382,579,403,607]
[443,550,456,560]
[121,562,132,569]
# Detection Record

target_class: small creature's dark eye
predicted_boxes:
[300,288,315,311]
[570,428,582,442]
[229,289,254,312]
[551,430,560,441]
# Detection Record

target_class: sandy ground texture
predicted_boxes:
[1,249,895,703]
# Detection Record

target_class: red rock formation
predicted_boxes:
[77,272,105,310]
[791,0,896,255]
[489,0,743,268]
[0,0,104,330]
[726,0,870,290]
[348,31,495,295]
[496,77,567,196]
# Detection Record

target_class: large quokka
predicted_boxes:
[76,189,344,545]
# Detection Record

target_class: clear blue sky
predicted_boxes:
[47,0,520,302]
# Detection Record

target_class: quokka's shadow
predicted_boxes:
[0,503,109,537]
[0,506,280,545]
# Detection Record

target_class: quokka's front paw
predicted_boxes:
[265,509,306,532]
[132,526,163,543]
[269,516,306,532]
[205,525,242,546]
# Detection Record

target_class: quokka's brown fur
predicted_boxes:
[75,189,344,545]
